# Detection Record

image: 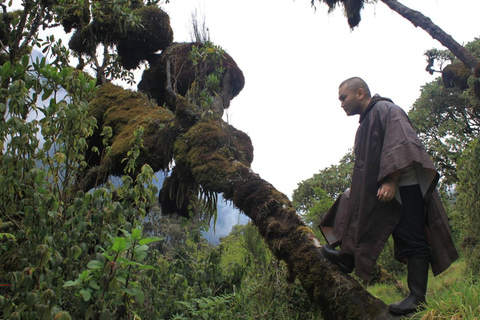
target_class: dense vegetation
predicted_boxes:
[0,1,318,319]
[1,0,479,319]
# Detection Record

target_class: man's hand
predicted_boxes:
[377,177,397,202]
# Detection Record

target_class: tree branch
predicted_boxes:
[381,0,479,70]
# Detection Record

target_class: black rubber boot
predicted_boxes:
[389,257,430,315]
[322,244,354,273]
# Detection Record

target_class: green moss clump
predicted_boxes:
[57,0,91,33]
[84,83,178,190]
[173,119,253,193]
[117,6,174,70]
[138,43,197,108]
[138,42,245,109]
[442,63,471,90]
[68,24,97,55]
[68,3,173,70]
[159,108,254,215]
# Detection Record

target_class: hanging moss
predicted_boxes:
[158,170,199,218]
[130,0,144,10]
[345,0,364,29]
[157,97,254,216]
[68,24,98,55]
[0,10,25,60]
[474,80,480,101]
[0,11,15,65]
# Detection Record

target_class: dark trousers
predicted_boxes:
[392,184,431,259]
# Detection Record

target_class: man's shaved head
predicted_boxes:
[339,77,371,99]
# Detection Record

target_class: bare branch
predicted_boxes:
[381,0,479,70]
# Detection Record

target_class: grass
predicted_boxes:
[368,260,480,319]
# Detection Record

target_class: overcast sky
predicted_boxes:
[161,0,480,198]
[14,0,479,198]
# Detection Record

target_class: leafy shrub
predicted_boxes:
[0,51,161,319]
[456,138,480,275]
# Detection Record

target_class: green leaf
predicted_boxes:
[42,88,53,101]
[134,244,149,252]
[136,264,156,270]
[102,253,115,261]
[54,152,66,164]
[1,61,11,74]
[79,289,91,302]
[61,67,73,80]
[47,211,59,218]
[132,249,149,262]
[138,236,164,246]
[0,233,15,241]
[63,279,80,287]
[112,237,127,253]
[85,305,95,320]
[21,55,29,68]
[87,260,104,270]
[89,280,100,290]
[80,270,91,281]
[89,79,97,90]
[131,228,142,240]
[43,140,52,152]
[116,276,127,284]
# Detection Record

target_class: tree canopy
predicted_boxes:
[293,150,354,227]
[408,38,480,186]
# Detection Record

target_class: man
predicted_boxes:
[319,77,458,315]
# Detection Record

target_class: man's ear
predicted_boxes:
[357,88,365,100]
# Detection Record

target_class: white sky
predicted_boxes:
[11,0,479,199]
[162,0,480,198]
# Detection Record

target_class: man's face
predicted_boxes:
[338,85,362,116]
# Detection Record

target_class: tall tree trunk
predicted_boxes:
[381,0,479,70]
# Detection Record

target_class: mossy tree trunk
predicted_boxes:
[227,172,398,320]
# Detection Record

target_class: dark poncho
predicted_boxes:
[320,95,458,280]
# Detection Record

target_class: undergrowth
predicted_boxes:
[369,259,480,320]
